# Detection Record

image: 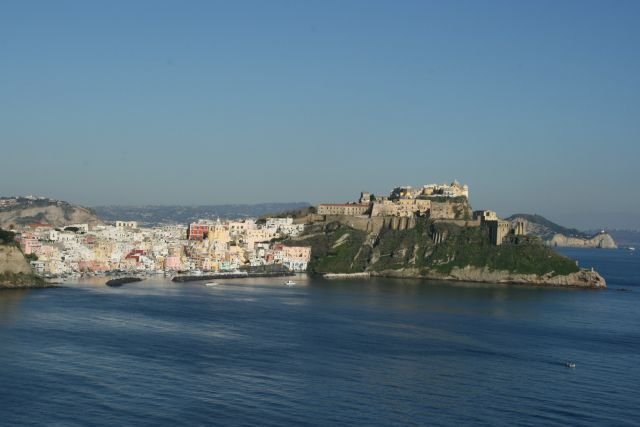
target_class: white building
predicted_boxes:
[116,221,138,229]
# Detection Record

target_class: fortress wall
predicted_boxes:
[321,215,385,233]
[432,219,481,227]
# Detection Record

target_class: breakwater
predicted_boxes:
[323,272,371,279]
[106,277,143,287]
[172,270,294,283]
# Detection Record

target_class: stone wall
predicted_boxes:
[320,215,385,233]
[381,216,416,231]
[432,219,481,227]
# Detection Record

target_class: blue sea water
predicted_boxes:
[0,248,639,426]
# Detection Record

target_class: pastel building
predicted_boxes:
[273,245,311,272]
[116,221,138,229]
[188,223,210,240]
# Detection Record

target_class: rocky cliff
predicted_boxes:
[287,218,606,288]
[548,232,617,249]
[0,245,32,274]
[0,245,47,288]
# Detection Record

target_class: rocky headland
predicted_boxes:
[507,214,617,249]
[548,232,617,249]
[0,229,49,289]
[286,216,606,289]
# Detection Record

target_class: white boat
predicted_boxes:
[629,247,636,251]
[205,282,219,287]
[284,279,296,286]
[565,362,576,368]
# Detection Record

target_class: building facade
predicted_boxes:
[317,204,370,216]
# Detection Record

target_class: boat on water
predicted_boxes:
[284,279,296,286]
[565,362,576,368]
[629,247,636,251]
[205,282,219,287]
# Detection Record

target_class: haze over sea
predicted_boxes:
[0,248,638,426]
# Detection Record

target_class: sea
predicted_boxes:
[0,248,638,426]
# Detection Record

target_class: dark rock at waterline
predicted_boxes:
[106,277,143,287]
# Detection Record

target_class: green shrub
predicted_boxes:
[0,228,16,245]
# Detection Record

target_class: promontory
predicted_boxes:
[0,228,48,289]
[282,181,606,288]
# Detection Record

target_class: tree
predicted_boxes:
[0,228,16,244]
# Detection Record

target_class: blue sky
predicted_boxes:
[1,1,639,228]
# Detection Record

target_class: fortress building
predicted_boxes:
[474,210,527,245]
[317,203,370,216]
[315,181,526,246]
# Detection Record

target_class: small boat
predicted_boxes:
[565,362,576,369]
[629,247,636,251]
[205,282,219,287]
[284,279,296,286]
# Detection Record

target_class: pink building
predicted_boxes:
[281,246,311,261]
[188,223,209,240]
[18,233,41,255]
[165,255,182,271]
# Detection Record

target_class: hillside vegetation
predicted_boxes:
[289,218,579,277]
[0,228,16,245]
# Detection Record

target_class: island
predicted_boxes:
[0,184,608,289]
[282,182,606,288]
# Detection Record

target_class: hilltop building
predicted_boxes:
[474,210,527,245]
[318,181,470,220]
[315,181,527,246]
[317,203,370,216]
[116,221,138,229]
[390,181,469,200]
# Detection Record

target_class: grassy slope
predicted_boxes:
[290,222,369,274]
[421,223,579,275]
[295,219,579,277]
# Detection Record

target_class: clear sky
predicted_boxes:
[1,1,639,228]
